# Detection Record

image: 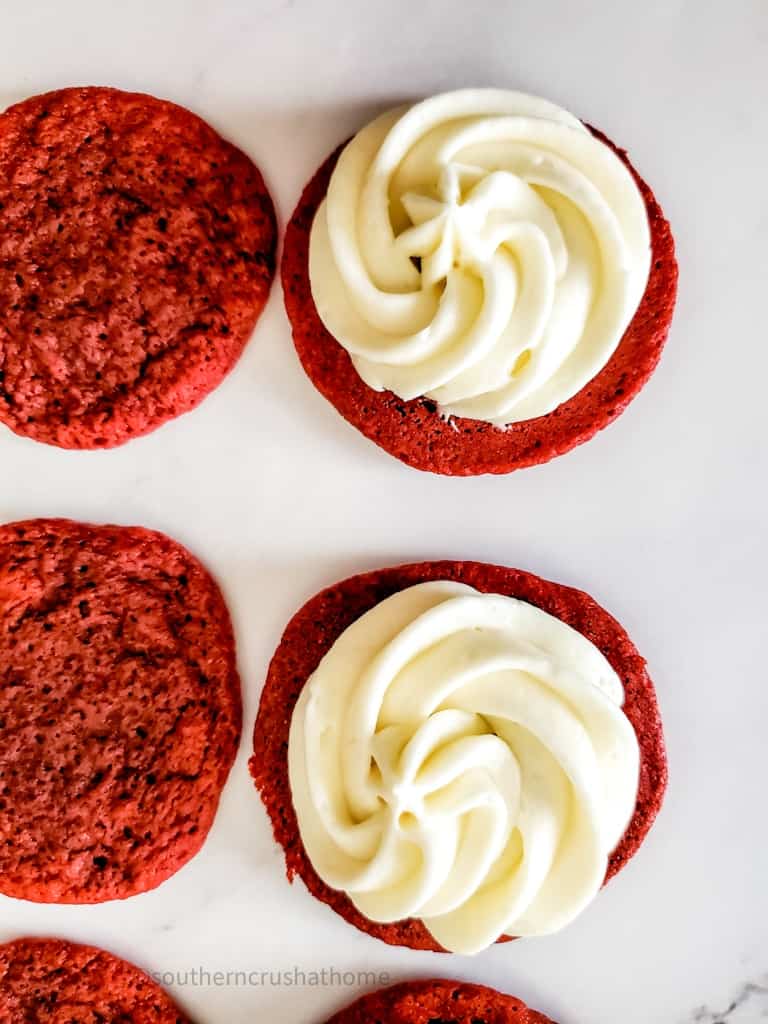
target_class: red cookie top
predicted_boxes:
[282,129,677,475]
[0,938,190,1023]
[0,518,241,903]
[325,979,555,1023]
[251,560,668,951]
[0,86,276,449]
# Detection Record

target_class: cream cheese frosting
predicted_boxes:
[309,89,651,426]
[288,580,640,955]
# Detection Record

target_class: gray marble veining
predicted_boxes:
[689,976,768,1023]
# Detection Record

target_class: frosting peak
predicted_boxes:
[309,89,651,425]
[288,581,640,954]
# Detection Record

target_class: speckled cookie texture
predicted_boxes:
[324,980,556,1024]
[282,129,677,475]
[0,938,190,1023]
[0,518,241,903]
[251,560,668,951]
[0,86,276,449]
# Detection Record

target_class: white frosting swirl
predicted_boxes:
[289,581,640,954]
[309,89,651,425]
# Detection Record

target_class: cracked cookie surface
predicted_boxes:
[0,518,241,903]
[324,979,555,1023]
[0,86,276,449]
[0,938,191,1023]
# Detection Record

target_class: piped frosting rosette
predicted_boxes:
[289,580,640,955]
[309,89,651,425]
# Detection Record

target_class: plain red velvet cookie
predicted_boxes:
[325,980,555,1024]
[0,518,241,903]
[282,129,677,475]
[251,560,668,951]
[0,938,190,1023]
[0,86,276,449]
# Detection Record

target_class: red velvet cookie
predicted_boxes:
[251,560,667,951]
[0,86,276,449]
[325,980,555,1024]
[0,938,190,1023]
[0,518,241,903]
[282,129,677,475]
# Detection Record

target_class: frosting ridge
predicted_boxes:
[288,580,640,954]
[309,89,651,425]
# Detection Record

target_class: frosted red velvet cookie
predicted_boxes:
[252,560,667,951]
[282,90,677,474]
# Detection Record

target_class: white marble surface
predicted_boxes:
[1,1,767,1021]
